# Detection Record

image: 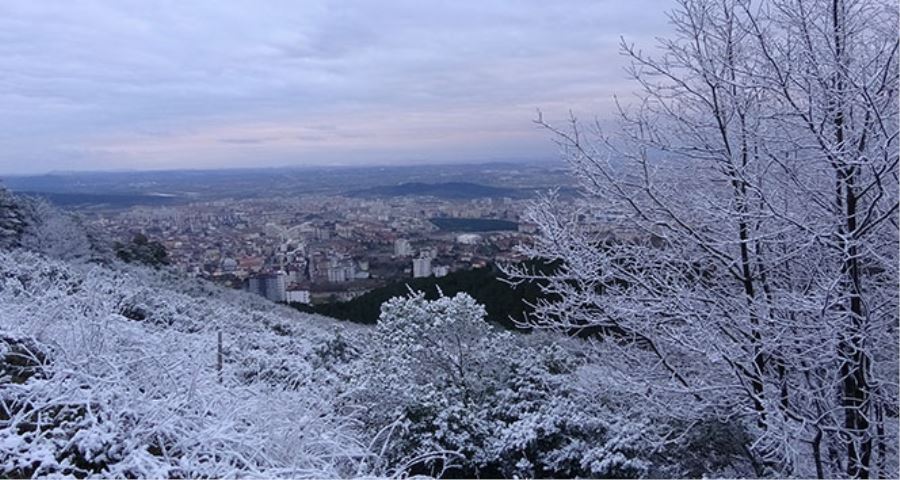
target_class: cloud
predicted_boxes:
[0,0,671,174]
[218,137,276,145]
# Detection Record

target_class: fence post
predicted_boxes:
[217,330,223,384]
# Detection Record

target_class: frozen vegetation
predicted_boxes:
[0,0,896,478]
[503,0,899,477]
[0,190,779,478]
[0,191,380,478]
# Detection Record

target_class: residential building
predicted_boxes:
[285,289,311,304]
[394,238,413,256]
[245,272,286,302]
[412,257,432,278]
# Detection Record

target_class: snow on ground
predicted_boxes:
[0,247,375,478]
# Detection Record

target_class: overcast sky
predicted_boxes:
[0,1,671,174]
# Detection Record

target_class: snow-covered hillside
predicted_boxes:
[0,192,376,477]
[0,190,816,478]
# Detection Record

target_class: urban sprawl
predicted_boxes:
[88,195,557,305]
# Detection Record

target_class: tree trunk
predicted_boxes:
[832,1,871,476]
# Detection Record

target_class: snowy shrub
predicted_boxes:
[647,418,759,478]
[0,248,382,478]
[0,188,28,249]
[0,334,49,385]
[356,291,652,478]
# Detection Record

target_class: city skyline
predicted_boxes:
[0,1,670,174]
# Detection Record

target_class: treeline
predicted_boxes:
[115,233,169,268]
[291,260,556,330]
[428,217,518,232]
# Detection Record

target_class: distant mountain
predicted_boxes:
[3,164,575,205]
[347,181,524,199]
[429,217,518,232]
[18,191,185,208]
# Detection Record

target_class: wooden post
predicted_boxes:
[217,330,223,384]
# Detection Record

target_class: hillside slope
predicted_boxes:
[0,189,768,479]
[347,181,522,199]
[0,190,374,478]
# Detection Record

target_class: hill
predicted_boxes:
[346,181,523,199]
[16,191,185,208]
[0,189,376,477]
[428,217,518,232]
[0,188,756,478]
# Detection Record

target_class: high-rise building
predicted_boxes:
[412,257,432,278]
[394,238,413,257]
[245,272,286,302]
[327,266,348,283]
[326,255,356,283]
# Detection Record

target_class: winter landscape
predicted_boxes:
[0,0,898,478]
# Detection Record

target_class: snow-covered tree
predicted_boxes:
[15,196,95,262]
[0,187,29,248]
[505,0,898,477]
[356,291,661,478]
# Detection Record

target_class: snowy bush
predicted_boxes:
[0,248,379,478]
[355,291,653,478]
[18,197,96,262]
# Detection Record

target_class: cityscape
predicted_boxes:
[91,189,539,304]
[6,163,597,305]
[0,0,895,478]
